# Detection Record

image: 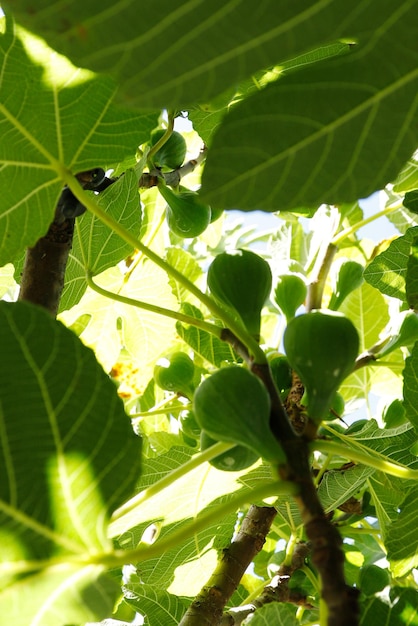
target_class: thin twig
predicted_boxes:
[139,145,208,189]
[306,243,338,311]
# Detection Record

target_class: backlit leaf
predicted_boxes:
[4,1,402,109]
[0,18,157,265]
[0,301,141,624]
[386,487,418,577]
[364,227,418,302]
[60,169,141,311]
[201,6,418,211]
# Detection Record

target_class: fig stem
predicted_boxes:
[86,271,224,337]
[306,243,337,311]
[313,437,418,480]
[0,480,297,578]
[139,145,208,189]
[331,202,400,246]
[109,441,236,530]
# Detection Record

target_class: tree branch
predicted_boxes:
[18,169,110,317]
[220,542,313,624]
[139,145,208,189]
[18,217,75,317]
[179,505,277,626]
[220,328,360,625]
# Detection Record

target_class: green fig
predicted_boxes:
[358,564,390,596]
[328,261,364,311]
[268,354,292,397]
[207,250,272,338]
[274,274,307,321]
[193,366,284,463]
[179,409,201,439]
[200,431,259,472]
[209,205,224,223]
[323,391,345,421]
[154,351,195,397]
[283,310,359,423]
[158,184,211,238]
[150,128,187,170]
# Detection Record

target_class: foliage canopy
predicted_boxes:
[1,2,418,625]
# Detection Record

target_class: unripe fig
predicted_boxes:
[207,250,272,338]
[154,351,195,397]
[274,274,307,321]
[193,366,284,463]
[200,431,259,472]
[358,564,390,596]
[345,419,369,435]
[150,128,187,169]
[179,409,201,439]
[328,261,364,311]
[158,184,211,238]
[268,354,292,397]
[283,310,359,423]
[323,391,345,421]
[209,205,224,223]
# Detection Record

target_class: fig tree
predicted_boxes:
[207,250,272,338]
[283,310,359,423]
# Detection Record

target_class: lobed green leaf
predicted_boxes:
[0,18,157,265]
[61,169,141,311]
[201,5,418,211]
[3,1,404,109]
[386,487,418,577]
[0,301,141,623]
[364,227,418,302]
[124,582,189,626]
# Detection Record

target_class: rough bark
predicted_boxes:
[179,505,277,626]
[18,217,75,317]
